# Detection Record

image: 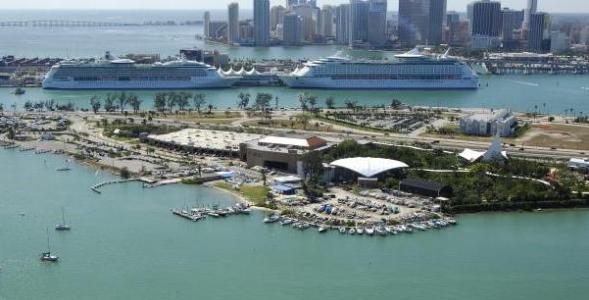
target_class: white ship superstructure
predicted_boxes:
[280,49,479,90]
[42,52,238,90]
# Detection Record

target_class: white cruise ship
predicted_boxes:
[42,52,238,90]
[280,49,479,90]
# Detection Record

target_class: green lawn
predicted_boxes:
[214,182,270,206]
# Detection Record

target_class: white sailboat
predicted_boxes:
[40,228,59,262]
[55,207,71,231]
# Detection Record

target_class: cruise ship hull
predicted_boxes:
[280,77,479,90]
[42,78,238,90]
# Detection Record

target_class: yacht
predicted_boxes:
[280,48,478,90]
[43,52,238,90]
[55,208,71,231]
[40,228,59,262]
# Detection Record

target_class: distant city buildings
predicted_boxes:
[470,0,502,49]
[335,4,350,45]
[501,8,525,50]
[528,12,551,52]
[195,0,572,53]
[398,0,447,47]
[254,0,271,46]
[283,13,304,45]
[228,3,240,43]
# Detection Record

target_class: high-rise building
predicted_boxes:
[447,12,459,25]
[287,0,299,9]
[350,0,370,45]
[319,5,334,38]
[203,11,211,38]
[228,3,240,43]
[335,4,351,45]
[467,2,474,34]
[367,0,388,46]
[270,5,286,31]
[471,0,502,49]
[501,8,523,42]
[254,0,271,46]
[283,13,304,45]
[292,3,320,42]
[523,0,538,31]
[428,0,447,46]
[399,0,427,47]
[528,12,551,52]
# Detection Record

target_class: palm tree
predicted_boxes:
[298,93,309,111]
[325,97,335,109]
[237,92,250,110]
[207,104,214,114]
[154,93,166,112]
[128,94,143,114]
[90,96,101,114]
[118,92,128,113]
[193,93,206,114]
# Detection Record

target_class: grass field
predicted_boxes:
[214,182,270,206]
[522,124,589,150]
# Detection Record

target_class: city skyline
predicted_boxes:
[3,0,589,13]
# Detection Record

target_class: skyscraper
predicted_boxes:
[350,0,370,45]
[471,0,502,49]
[203,11,211,38]
[528,12,551,52]
[283,13,304,45]
[367,0,387,47]
[319,5,334,38]
[335,4,350,45]
[254,0,271,46]
[428,0,447,45]
[501,8,524,42]
[399,0,427,47]
[270,5,286,31]
[228,3,240,43]
[523,0,538,31]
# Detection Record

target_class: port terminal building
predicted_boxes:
[240,136,331,174]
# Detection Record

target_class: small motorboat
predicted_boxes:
[365,227,375,236]
[339,227,347,234]
[263,214,280,224]
[40,252,59,262]
[13,87,26,95]
[318,225,328,233]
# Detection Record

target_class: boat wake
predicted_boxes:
[511,80,540,87]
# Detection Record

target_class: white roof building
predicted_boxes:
[568,158,589,171]
[330,157,409,178]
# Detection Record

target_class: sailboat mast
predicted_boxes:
[62,207,66,225]
[46,227,51,252]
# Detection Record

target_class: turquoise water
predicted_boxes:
[1,148,589,299]
[2,74,589,114]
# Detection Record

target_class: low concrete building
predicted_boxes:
[241,136,330,174]
[460,109,517,137]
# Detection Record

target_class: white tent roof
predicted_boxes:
[330,157,409,178]
[458,149,486,163]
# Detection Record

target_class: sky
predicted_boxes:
[2,0,588,13]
